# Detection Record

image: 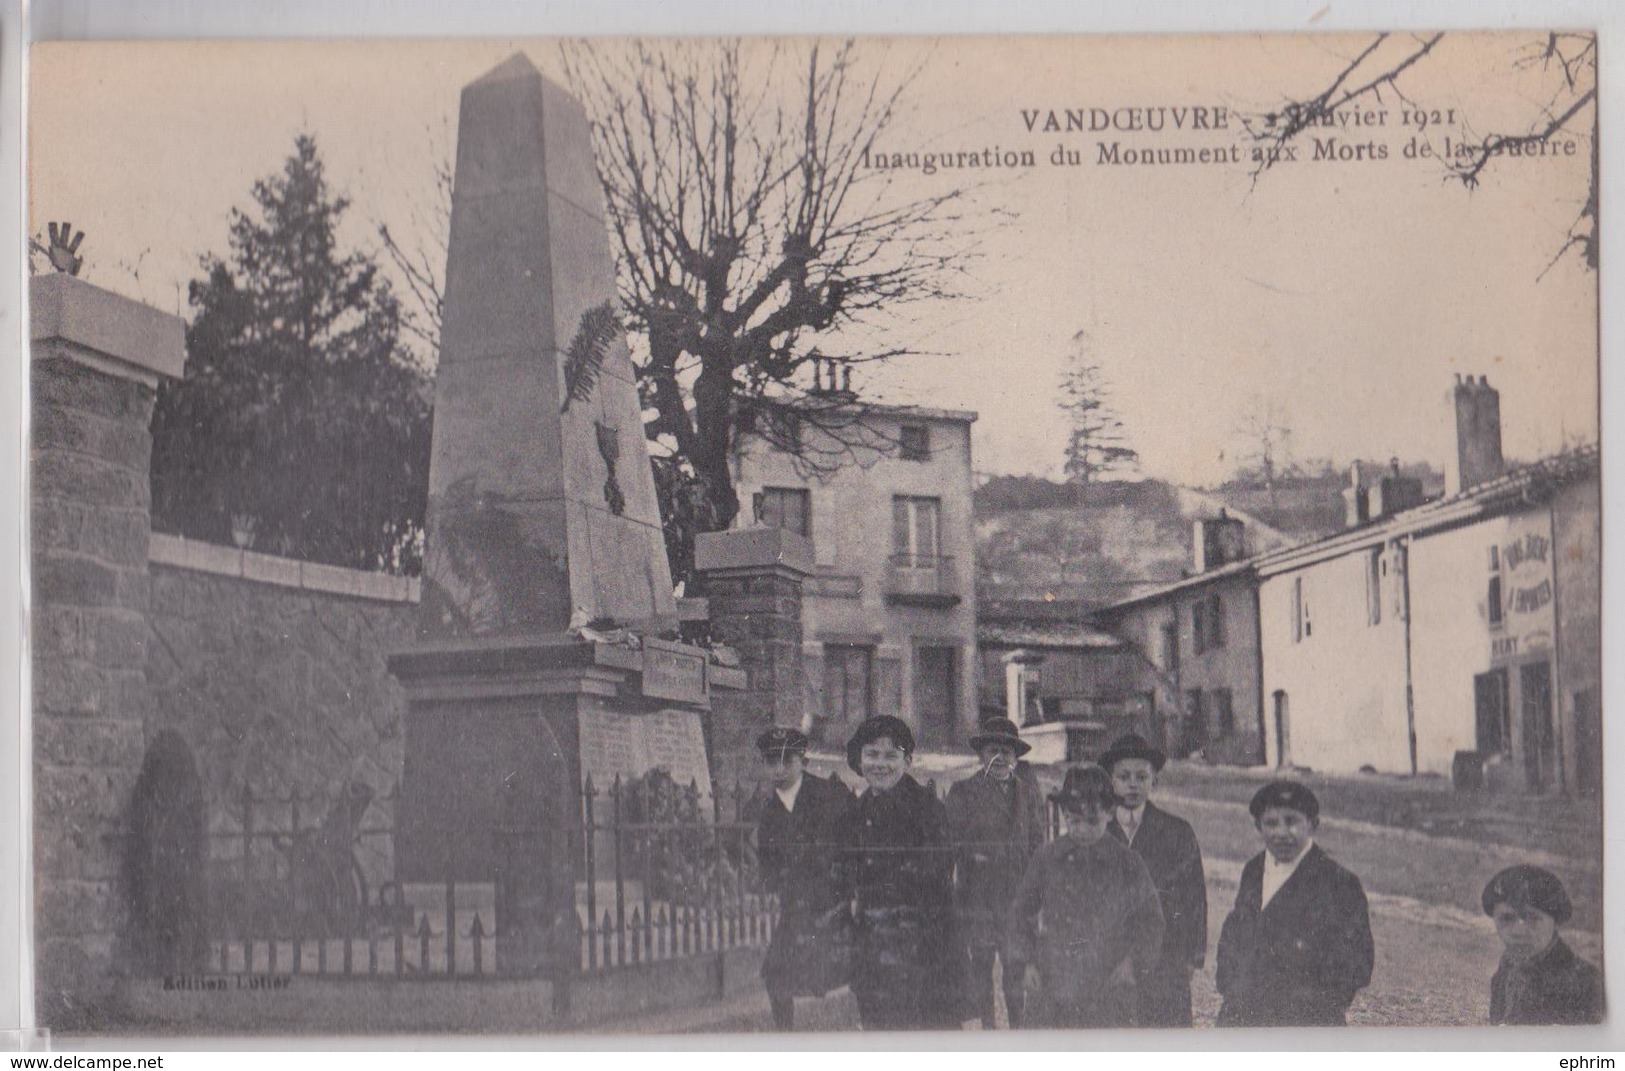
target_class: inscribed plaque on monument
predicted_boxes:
[22,11,1612,1041]
[638,637,708,704]
[577,708,713,798]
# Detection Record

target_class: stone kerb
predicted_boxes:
[148,532,422,603]
[694,524,816,580]
[32,273,187,386]
[31,273,184,1026]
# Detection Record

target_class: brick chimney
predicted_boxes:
[1193,510,1247,572]
[1372,458,1425,517]
[1446,374,1504,496]
[1343,461,1369,527]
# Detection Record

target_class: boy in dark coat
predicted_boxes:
[1100,732,1208,1028]
[755,727,853,1030]
[1007,764,1165,1029]
[1482,864,1604,1025]
[946,717,1046,1028]
[1216,781,1374,1027]
[833,716,963,1031]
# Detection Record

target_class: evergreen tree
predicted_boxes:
[151,135,432,573]
[1058,331,1139,486]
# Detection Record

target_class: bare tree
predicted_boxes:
[1232,395,1294,509]
[561,39,993,577]
[1057,330,1139,487]
[1244,32,1596,274]
[375,121,454,369]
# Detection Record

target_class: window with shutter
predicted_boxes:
[759,486,812,538]
[899,424,930,461]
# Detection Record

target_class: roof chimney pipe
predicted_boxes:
[1446,375,1505,496]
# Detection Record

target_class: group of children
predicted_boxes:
[752,714,1604,1031]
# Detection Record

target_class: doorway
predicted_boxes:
[1572,688,1600,798]
[1473,668,1510,757]
[1271,689,1291,768]
[915,645,958,742]
[1519,661,1556,793]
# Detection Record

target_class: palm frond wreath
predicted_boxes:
[560,301,620,413]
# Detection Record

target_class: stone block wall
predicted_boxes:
[696,528,811,788]
[31,275,422,1026]
[31,274,182,1027]
[144,535,418,821]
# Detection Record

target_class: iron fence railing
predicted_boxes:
[182,770,1077,984]
[193,773,774,982]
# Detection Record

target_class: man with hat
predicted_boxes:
[754,726,853,1030]
[1099,732,1208,1028]
[1215,780,1374,1027]
[946,717,1047,1027]
[1481,864,1603,1025]
[1007,765,1165,1028]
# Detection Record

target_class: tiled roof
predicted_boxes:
[977,620,1122,649]
[1098,443,1599,599]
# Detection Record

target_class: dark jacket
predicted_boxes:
[1490,937,1605,1025]
[946,765,1047,947]
[1007,832,1164,1028]
[1109,802,1207,970]
[1111,801,1208,1026]
[1216,844,1374,1027]
[833,774,962,1029]
[757,772,853,995]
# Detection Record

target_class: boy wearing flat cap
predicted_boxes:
[1482,865,1604,1025]
[754,726,853,1030]
[832,715,962,1030]
[1215,780,1374,1027]
[1099,732,1208,1027]
[1007,765,1165,1028]
[946,717,1047,1028]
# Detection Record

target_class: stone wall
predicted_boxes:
[696,527,811,788]
[144,534,418,813]
[31,274,184,1027]
[1552,476,1601,798]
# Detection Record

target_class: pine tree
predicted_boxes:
[1058,331,1139,486]
[151,135,432,573]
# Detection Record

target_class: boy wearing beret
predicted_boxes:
[755,726,853,1030]
[1100,732,1208,1028]
[1482,865,1604,1025]
[833,716,963,1030]
[1215,780,1374,1027]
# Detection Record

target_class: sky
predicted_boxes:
[28,30,1599,488]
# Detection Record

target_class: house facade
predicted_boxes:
[1094,515,1266,765]
[731,400,979,750]
[975,610,1147,758]
[1256,378,1600,795]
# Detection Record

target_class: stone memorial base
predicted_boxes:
[388,633,741,974]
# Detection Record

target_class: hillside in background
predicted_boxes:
[974,462,1444,612]
[974,477,1293,609]
[1206,459,1447,543]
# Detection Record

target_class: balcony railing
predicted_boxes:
[885,553,960,607]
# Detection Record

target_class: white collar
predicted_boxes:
[775,775,804,811]
[1266,840,1313,870]
[1260,840,1312,909]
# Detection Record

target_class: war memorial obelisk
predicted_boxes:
[390,55,734,974]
